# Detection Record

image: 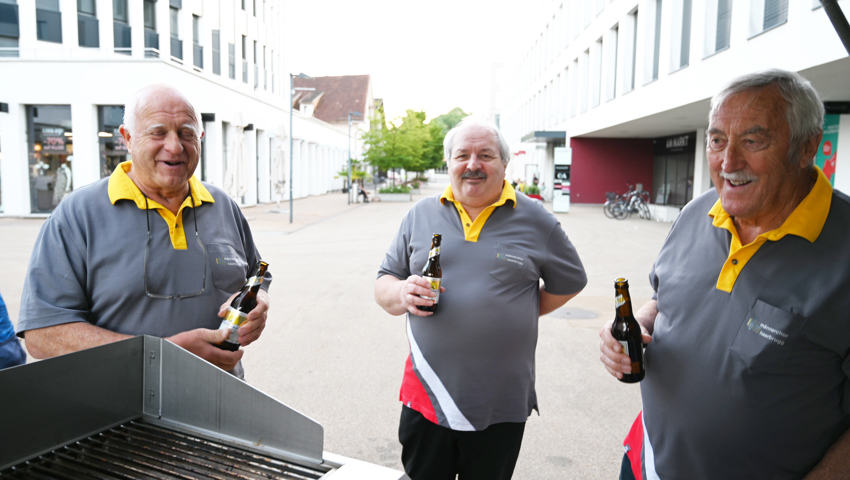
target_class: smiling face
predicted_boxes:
[119,87,202,200]
[447,124,507,213]
[707,88,813,229]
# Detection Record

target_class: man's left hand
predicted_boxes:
[218,289,269,347]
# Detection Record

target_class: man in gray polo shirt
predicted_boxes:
[375,118,587,479]
[18,85,270,377]
[600,69,850,479]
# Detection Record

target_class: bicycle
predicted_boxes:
[604,186,652,220]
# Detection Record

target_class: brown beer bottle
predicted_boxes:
[217,260,269,351]
[417,234,442,313]
[611,278,645,383]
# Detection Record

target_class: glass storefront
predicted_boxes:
[26,105,73,213]
[98,105,130,178]
[652,132,696,206]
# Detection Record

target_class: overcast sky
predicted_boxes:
[284,0,549,122]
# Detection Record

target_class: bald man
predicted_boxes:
[18,85,271,378]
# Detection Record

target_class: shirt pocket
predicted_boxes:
[207,244,248,292]
[489,243,531,285]
[730,299,807,372]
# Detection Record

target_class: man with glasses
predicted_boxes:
[17,85,270,378]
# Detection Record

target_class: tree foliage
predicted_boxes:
[362,106,469,178]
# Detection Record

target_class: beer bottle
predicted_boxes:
[217,260,269,351]
[417,234,442,313]
[611,278,645,383]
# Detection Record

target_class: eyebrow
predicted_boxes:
[706,126,769,136]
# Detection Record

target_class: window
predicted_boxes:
[605,25,618,102]
[590,39,602,108]
[113,0,130,54]
[750,0,788,37]
[36,0,62,43]
[113,0,127,22]
[670,0,692,71]
[241,35,247,83]
[97,106,129,179]
[644,0,662,84]
[26,105,73,214]
[170,6,181,60]
[228,42,235,79]
[263,45,267,89]
[704,0,731,57]
[623,8,638,93]
[253,40,258,88]
[77,0,99,47]
[212,29,220,75]
[192,15,202,69]
[0,0,19,58]
[143,0,157,56]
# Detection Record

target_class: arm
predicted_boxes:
[599,299,657,380]
[375,274,442,317]
[24,322,132,359]
[540,286,581,316]
[803,427,850,479]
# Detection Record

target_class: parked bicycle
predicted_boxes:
[603,186,652,220]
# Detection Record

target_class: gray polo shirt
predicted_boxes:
[18,176,270,346]
[378,192,586,431]
[642,188,850,479]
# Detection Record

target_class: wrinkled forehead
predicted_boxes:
[452,125,500,153]
[137,92,200,128]
[711,88,787,127]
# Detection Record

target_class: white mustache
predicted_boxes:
[720,171,757,183]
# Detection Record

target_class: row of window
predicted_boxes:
[0,0,278,92]
[505,0,794,138]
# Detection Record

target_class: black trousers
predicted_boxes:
[398,405,526,480]
[620,452,637,480]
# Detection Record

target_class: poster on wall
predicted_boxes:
[816,115,839,185]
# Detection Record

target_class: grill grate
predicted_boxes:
[1,420,328,480]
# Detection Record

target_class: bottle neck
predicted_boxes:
[615,288,634,318]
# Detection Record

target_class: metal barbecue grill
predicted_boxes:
[0,336,405,480]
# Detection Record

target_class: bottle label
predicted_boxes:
[615,295,625,308]
[219,307,249,344]
[246,275,263,287]
[429,247,440,258]
[619,340,630,356]
[419,275,441,304]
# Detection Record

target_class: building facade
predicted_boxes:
[500,0,850,218]
[0,0,353,216]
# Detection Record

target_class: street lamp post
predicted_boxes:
[289,73,314,223]
[347,111,362,205]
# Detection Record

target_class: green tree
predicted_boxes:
[431,107,470,133]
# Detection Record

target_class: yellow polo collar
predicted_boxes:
[440,180,516,242]
[107,161,215,249]
[709,166,832,292]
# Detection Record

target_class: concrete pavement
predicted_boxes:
[0,176,672,479]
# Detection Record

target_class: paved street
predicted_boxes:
[0,175,673,479]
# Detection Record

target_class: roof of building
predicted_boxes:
[293,75,370,124]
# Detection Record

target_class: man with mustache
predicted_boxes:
[600,69,850,479]
[17,85,270,378]
[375,118,587,479]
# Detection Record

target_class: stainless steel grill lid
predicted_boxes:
[0,336,406,480]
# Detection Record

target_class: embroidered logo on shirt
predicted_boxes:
[495,253,524,266]
[746,318,789,346]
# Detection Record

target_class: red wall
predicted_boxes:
[569,138,655,204]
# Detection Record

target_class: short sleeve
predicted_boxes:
[17,214,91,336]
[377,211,414,281]
[540,222,587,296]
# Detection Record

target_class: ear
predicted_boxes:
[119,125,133,153]
[798,132,822,169]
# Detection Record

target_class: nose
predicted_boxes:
[163,131,184,154]
[718,143,745,173]
[467,153,483,170]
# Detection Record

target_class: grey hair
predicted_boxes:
[122,85,203,136]
[709,69,823,165]
[443,117,511,167]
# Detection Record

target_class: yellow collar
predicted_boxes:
[107,160,214,208]
[708,166,831,244]
[439,180,517,208]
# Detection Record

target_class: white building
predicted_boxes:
[0,0,354,216]
[500,0,850,218]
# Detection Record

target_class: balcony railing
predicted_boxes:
[170,37,183,61]
[242,60,248,83]
[144,30,159,58]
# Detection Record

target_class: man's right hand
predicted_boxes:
[166,328,243,372]
[599,319,653,380]
[396,275,445,316]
